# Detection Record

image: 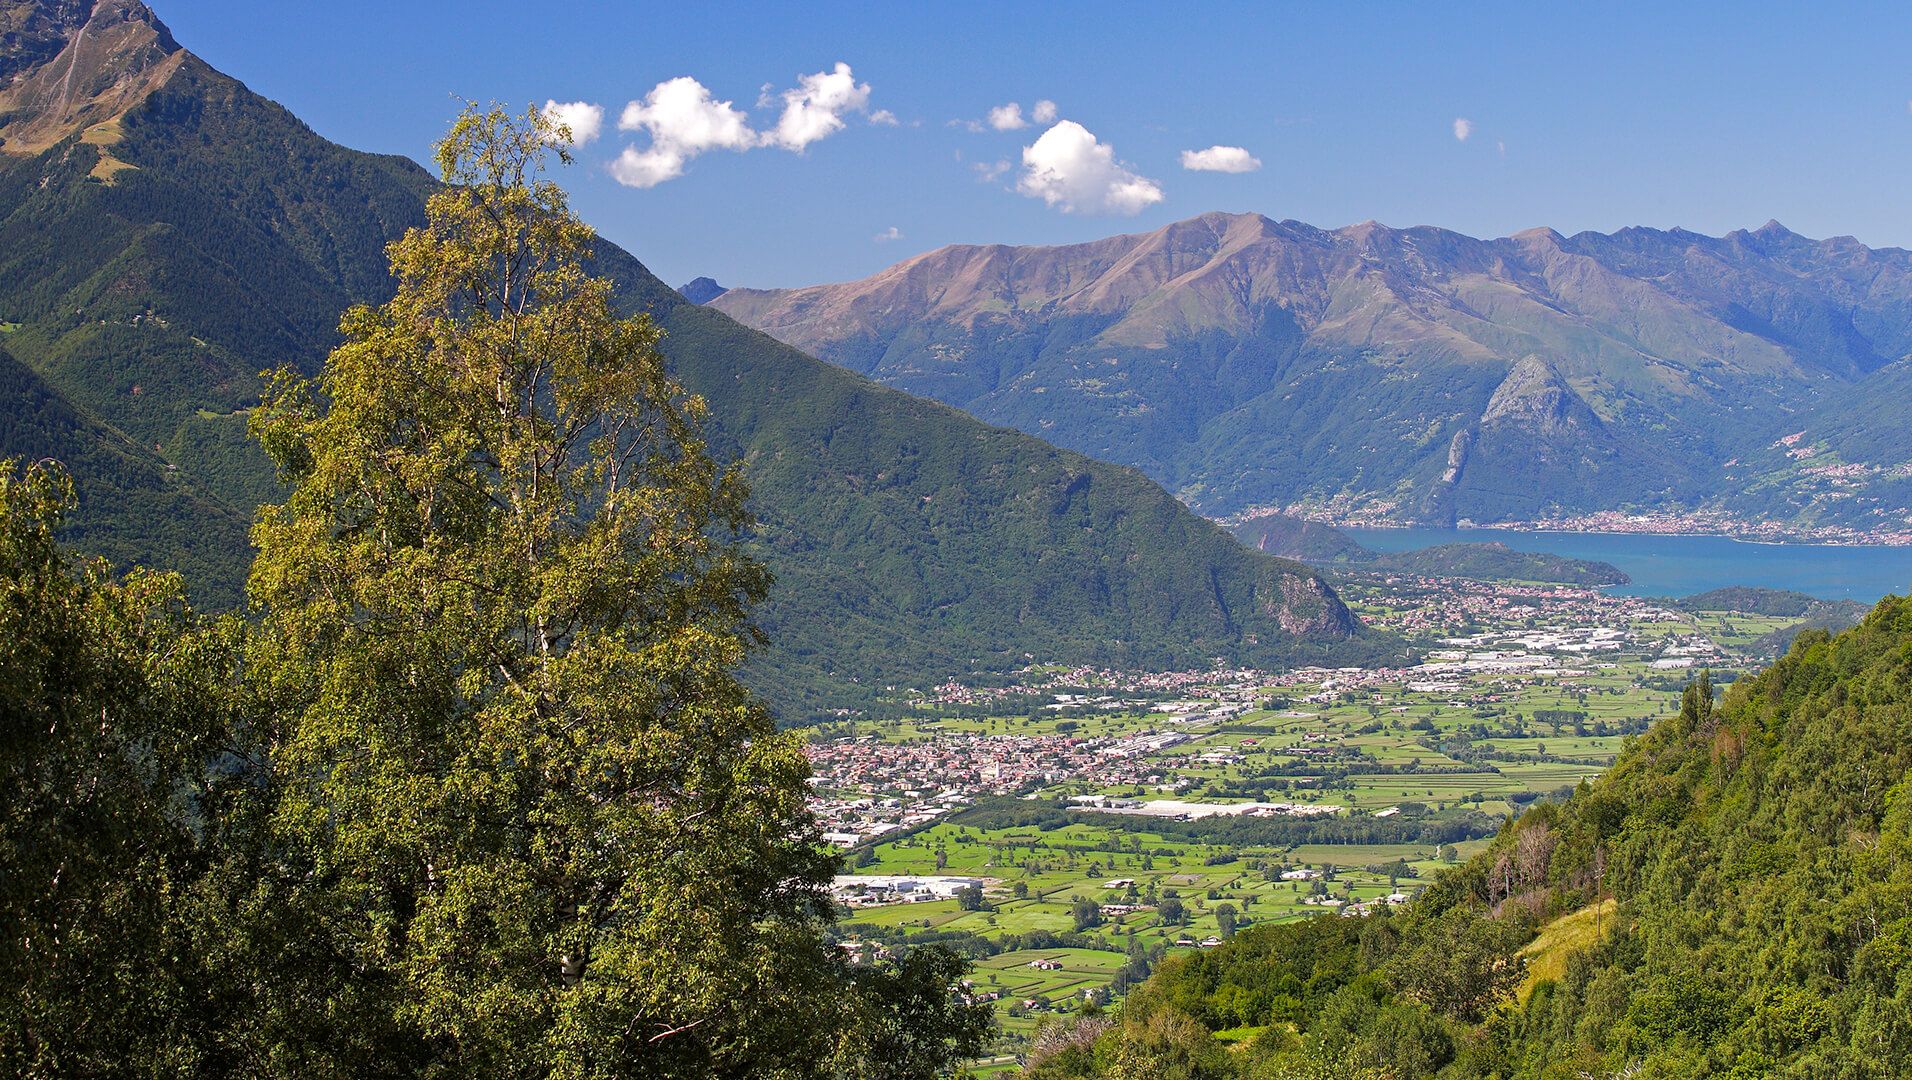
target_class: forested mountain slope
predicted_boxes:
[712,212,1912,531]
[0,344,244,600]
[1032,600,1912,1077]
[0,0,1368,715]
[0,0,437,564]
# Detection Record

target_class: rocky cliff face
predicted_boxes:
[1481,356,1595,438]
[1268,572,1358,638]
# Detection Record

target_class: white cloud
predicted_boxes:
[1180,145,1261,173]
[973,158,1010,182]
[607,147,691,189]
[874,226,902,242]
[542,100,604,145]
[1016,121,1164,215]
[1453,117,1474,141]
[611,76,755,187]
[958,100,1055,133]
[764,61,872,151]
[607,65,876,187]
[987,103,1026,130]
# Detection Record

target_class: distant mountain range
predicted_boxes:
[0,0,1373,717]
[707,211,1912,535]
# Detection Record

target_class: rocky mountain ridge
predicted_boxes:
[710,211,1912,532]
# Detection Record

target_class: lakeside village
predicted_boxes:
[1253,501,1912,547]
[806,574,1731,915]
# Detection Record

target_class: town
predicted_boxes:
[802,569,1798,1055]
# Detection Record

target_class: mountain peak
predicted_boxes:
[1481,355,1593,437]
[0,0,183,155]
[1754,218,1793,237]
[678,276,728,304]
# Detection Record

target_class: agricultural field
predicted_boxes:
[813,578,1793,1055]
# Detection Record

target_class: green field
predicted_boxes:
[818,587,1784,1061]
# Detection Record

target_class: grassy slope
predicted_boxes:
[1513,898,1616,1003]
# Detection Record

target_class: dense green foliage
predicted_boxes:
[0,459,228,1074]
[1483,616,1912,1075]
[0,103,995,1080]
[836,947,997,1079]
[244,106,855,1076]
[0,452,993,1077]
[0,344,247,603]
[1678,586,1828,618]
[0,9,1370,719]
[1229,514,1368,563]
[1026,598,1912,1077]
[1364,543,1628,587]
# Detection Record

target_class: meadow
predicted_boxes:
[819,591,1789,1050]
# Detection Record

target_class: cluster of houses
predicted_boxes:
[805,730,1117,844]
[1523,506,1912,546]
[956,984,1004,1007]
[1299,890,1417,917]
[828,874,984,907]
[915,663,1282,714]
[805,701,1277,844]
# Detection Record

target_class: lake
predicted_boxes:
[1342,527,1912,603]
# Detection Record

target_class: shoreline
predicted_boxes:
[1339,523,1912,550]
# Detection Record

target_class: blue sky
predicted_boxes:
[161,1,1912,288]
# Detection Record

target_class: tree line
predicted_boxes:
[0,107,989,1080]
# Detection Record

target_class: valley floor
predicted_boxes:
[806,572,1797,1063]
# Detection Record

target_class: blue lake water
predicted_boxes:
[1341,527,1912,603]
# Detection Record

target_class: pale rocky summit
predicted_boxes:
[0,0,182,156]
